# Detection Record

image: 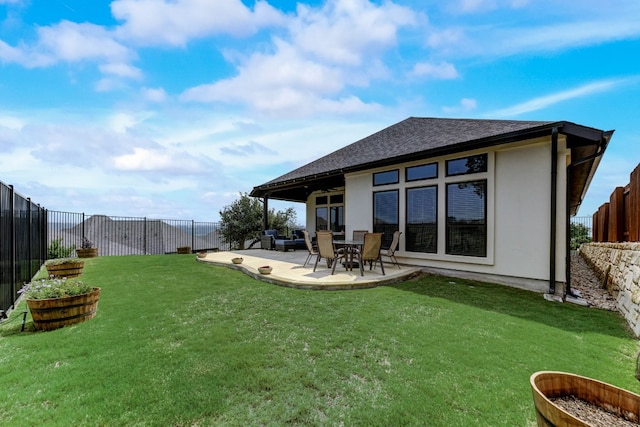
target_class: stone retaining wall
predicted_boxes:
[579,242,640,336]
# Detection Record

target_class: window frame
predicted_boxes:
[446,154,488,177]
[406,162,438,182]
[373,169,400,186]
[405,185,437,253]
[445,179,487,257]
[372,189,399,248]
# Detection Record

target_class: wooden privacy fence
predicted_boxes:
[592,163,640,242]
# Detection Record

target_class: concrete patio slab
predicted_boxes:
[197,248,423,290]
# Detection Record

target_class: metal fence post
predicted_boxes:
[27,197,32,280]
[9,185,16,307]
[144,217,147,255]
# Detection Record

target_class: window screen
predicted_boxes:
[373,190,398,247]
[406,186,437,253]
[446,180,487,257]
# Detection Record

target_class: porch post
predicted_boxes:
[262,196,269,231]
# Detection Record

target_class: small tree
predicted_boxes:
[570,222,592,250]
[219,193,298,249]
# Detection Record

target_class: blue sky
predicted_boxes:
[1,0,638,223]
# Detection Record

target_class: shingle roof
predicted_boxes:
[273,117,557,183]
[252,118,556,195]
[251,116,612,214]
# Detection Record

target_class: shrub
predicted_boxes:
[48,237,75,259]
[19,277,93,300]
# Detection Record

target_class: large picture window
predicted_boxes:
[446,180,487,257]
[373,190,398,247]
[406,186,437,253]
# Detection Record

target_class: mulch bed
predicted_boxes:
[551,395,639,426]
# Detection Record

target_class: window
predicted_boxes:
[373,190,398,248]
[446,154,487,176]
[373,169,399,186]
[406,186,437,253]
[330,194,343,204]
[316,207,328,231]
[316,194,344,233]
[446,180,487,257]
[406,163,437,182]
[330,206,344,233]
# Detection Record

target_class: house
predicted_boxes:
[250,117,613,294]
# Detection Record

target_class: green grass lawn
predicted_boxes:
[1,254,638,426]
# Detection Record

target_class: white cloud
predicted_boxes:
[142,87,168,103]
[38,21,133,63]
[443,98,477,113]
[490,79,627,117]
[0,20,138,85]
[181,0,415,116]
[109,112,152,134]
[291,0,415,66]
[0,114,24,130]
[112,147,206,173]
[180,39,352,115]
[457,0,498,13]
[99,62,142,79]
[411,61,459,79]
[111,0,287,46]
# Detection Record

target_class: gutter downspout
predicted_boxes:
[564,138,608,298]
[549,128,558,295]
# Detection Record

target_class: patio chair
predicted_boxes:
[352,230,368,241]
[357,232,385,276]
[313,231,344,274]
[379,230,402,269]
[302,230,318,268]
[261,229,285,250]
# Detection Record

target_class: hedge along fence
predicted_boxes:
[592,162,640,243]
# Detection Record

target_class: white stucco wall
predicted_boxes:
[305,137,570,292]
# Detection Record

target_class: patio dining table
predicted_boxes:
[333,239,364,271]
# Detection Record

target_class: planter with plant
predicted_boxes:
[76,237,98,258]
[45,258,85,278]
[19,278,101,331]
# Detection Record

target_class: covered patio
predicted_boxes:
[198,249,423,290]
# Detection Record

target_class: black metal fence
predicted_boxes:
[0,182,47,315]
[570,216,592,250]
[47,211,233,257]
[1,180,262,314]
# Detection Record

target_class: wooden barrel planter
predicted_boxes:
[27,287,101,331]
[76,247,98,258]
[530,371,640,426]
[46,261,85,278]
